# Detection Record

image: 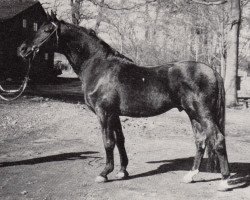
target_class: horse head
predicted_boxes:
[18,11,60,59]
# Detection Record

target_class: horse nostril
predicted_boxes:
[18,44,29,58]
[21,46,27,52]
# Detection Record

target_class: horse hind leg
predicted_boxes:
[185,116,233,191]
[197,116,231,190]
[113,116,129,179]
[183,119,206,183]
[214,133,231,191]
[213,129,246,191]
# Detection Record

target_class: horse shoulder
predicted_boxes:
[84,62,121,110]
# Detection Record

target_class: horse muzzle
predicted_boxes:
[18,44,38,60]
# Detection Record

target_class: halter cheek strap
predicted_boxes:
[51,22,59,46]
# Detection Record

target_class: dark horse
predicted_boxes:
[18,13,232,191]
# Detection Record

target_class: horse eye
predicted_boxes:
[89,29,96,36]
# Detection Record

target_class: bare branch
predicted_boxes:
[88,0,157,11]
[189,0,227,5]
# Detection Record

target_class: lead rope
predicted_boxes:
[0,22,58,101]
[0,55,33,101]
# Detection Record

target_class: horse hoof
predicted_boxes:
[116,171,129,179]
[217,179,246,191]
[182,174,194,183]
[95,175,108,183]
[182,170,199,183]
[218,180,230,191]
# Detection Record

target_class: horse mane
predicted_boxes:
[61,20,133,63]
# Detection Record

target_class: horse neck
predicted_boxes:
[56,22,133,75]
[57,24,107,75]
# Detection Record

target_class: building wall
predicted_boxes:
[0,2,60,82]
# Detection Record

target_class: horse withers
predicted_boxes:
[18,12,233,191]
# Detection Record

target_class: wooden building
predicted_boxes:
[0,0,61,83]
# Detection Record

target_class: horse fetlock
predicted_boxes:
[121,157,129,167]
[104,162,115,174]
[182,169,199,183]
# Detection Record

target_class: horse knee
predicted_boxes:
[104,140,115,150]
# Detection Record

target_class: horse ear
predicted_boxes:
[50,10,58,21]
[46,11,52,21]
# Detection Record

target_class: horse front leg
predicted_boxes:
[113,116,129,179]
[95,112,115,183]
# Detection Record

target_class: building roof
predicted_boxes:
[0,0,39,20]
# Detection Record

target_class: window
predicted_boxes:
[22,19,27,28]
[45,53,49,60]
[33,23,38,31]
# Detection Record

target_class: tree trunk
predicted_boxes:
[94,0,105,33]
[224,0,241,106]
[220,51,226,79]
[145,3,150,41]
[220,4,226,79]
[220,19,226,78]
[70,0,81,26]
[195,33,199,61]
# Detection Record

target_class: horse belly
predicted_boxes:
[119,90,173,117]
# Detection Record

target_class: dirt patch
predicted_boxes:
[0,96,250,200]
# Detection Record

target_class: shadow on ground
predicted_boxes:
[127,157,250,190]
[0,151,99,167]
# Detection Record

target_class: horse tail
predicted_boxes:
[206,73,225,172]
[215,74,225,135]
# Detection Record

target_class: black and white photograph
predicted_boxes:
[0,0,249,199]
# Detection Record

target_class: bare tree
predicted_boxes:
[70,0,82,25]
[190,0,241,106]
